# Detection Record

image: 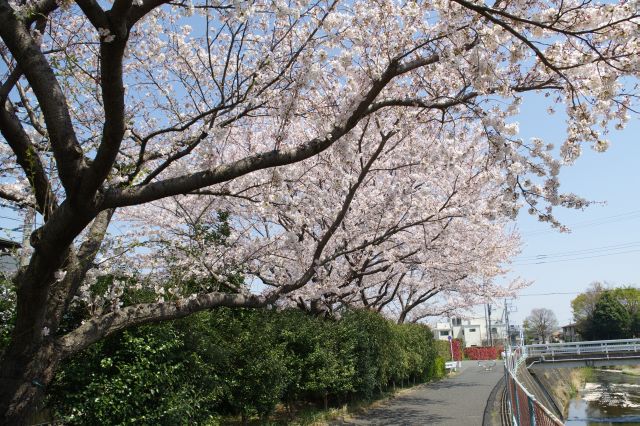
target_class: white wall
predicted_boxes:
[432,311,508,347]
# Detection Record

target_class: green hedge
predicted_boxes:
[434,338,463,360]
[47,308,443,424]
[435,339,452,360]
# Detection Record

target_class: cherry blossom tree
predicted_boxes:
[0,0,638,422]
[121,116,524,323]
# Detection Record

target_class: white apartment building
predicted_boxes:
[432,309,509,348]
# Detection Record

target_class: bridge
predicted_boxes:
[525,338,640,369]
[502,339,640,425]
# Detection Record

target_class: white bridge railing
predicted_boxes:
[504,339,640,424]
[526,338,640,359]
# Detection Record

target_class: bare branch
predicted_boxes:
[56,292,266,358]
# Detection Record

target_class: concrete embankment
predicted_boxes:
[516,364,584,421]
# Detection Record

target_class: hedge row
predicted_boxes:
[434,338,463,361]
[48,308,446,424]
[435,338,505,361]
[463,346,503,360]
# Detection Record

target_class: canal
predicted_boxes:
[565,368,640,425]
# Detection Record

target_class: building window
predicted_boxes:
[452,318,462,326]
[440,331,449,336]
[468,328,476,332]
[491,327,498,333]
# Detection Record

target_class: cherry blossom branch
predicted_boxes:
[451,0,573,84]
[101,58,408,207]
[75,0,110,29]
[46,209,115,330]
[367,92,479,114]
[127,0,172,27]
[0,1,87,200]
[0,101,58,219]
[460,0,639,37]
[13,81,48,137]
[0,187,34,209]
[0,66,21,104]
[272,124,394,297]
[77,3,131,201]
[371,273,406,312]
[129,3,336,184]
[137,103,266,186]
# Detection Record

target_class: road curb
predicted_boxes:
[483,373,505,426]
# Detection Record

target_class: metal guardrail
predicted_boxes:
[503,339,640,424]
[504,347,564,426]
[526,338,640,358]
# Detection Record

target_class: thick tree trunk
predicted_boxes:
[1,262,61,424]
[0,341,59,425]
[0,206,96,423]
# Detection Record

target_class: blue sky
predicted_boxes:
[505,96,640,326]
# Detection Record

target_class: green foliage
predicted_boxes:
[275,310,355,404]
[48,321,224,425]
[391,323,438,383]
[571,282,604,324]
[573,286,639,340]
[434,339,451,360]
[47,308,442,424]
[0,278,16,355]
[205,308,290,420]
[337,309,393,397]
[632,310,640,337]
[611,287,640,337]
[586,292,631,340]
[432,356,446,379]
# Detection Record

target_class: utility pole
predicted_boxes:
[504,299,511,349]
[487,303,493,346]
[503,299,518,347]
[484,303,489,346]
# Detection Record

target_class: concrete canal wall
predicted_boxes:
[516,363,583,421]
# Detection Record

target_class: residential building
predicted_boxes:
[0,238,20,275]
[562,323,581,342]
[432,308,509,348]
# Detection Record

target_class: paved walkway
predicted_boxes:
[333,360,503,426]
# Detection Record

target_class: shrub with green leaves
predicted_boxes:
[49,321,224,425]
[47,308,442,424]
[0,279,16,355]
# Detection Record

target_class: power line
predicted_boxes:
[522,209,640,237]
[516,241,640,261]
[513,247,640,265]
[0,215,23,222]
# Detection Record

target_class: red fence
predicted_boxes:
[451,338,463,361]
[464,345,503,360]
[504,348,563,426]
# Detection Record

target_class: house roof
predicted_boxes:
[0,238,20,250]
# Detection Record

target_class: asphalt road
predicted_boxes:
[333,360,503,426]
